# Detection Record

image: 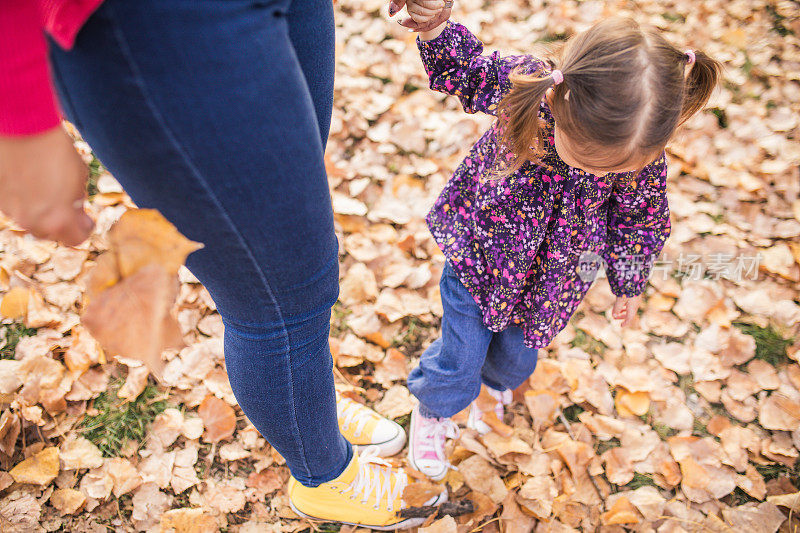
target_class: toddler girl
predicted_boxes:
[401,14,721,480]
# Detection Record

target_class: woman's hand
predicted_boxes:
[612,294,641,327]
[389,0,451,33]
[0,125,94,246]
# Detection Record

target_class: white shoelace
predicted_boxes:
[416,415,459,460]
[337,397,375,438]
[341,447,407,513]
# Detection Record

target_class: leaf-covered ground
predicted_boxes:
[0,0,799,531]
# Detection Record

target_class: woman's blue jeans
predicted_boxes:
[48,0,351,486]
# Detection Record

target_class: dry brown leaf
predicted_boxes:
[721,502,786,533]
[198,395,235,443]
[419,515,457,533]
[402,480,443,507]
[9,447,59,485]
[50,488,86,515]
[601,496,640,525]
[108,209,203,278]
[759,393,800,430]
[458,455,508,504]
[499,491,536,533]
[160,507,217,533]
[82,263,183,379]
[0,287,30,320]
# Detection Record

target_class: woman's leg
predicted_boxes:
[287,0,335,148]
[481,328,539,392]
[407,263,493,418]
[48,0,350,486]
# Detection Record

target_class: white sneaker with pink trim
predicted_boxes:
[467,386,513,435]
[407,406,459,481]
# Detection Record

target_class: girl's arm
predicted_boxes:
[601,154,671,298]
[416,21,545,116]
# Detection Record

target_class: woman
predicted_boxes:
[0,0,448,528]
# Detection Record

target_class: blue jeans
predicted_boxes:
[49,0,351,486]
[408,262,539,419]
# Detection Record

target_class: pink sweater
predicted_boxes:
[0,0,104,136]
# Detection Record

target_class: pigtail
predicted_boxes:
[494,71,558,177]
[679,50,722,125]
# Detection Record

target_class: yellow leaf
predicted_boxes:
[601,496,640,525]
[616,388,650,416]
[0,287,30,319]
[108,209,202,278]
[9,446,59,485]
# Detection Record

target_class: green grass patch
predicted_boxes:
[652,421,678,440]
[709,108,728,129]
[0,322,37,360]
[624,473,658,490]
[330,301,352,337]
[79,379,168,457]
[755,460,800,487]
[87,153,104,197]
[392,316,436,357]
[394,413,411,434]
[733,322,792,367]
[561,404,584,423]
[570,329,605,357]
[595,437,620,456]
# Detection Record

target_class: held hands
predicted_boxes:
[612,294,642,328]
[388,0,452,33]
[0,126,94,247]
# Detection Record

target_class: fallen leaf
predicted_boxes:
[458,455,508,504]
[50,488,86,515]
[601,496,640,525]
[160,507,217,533]
[9,446,59,485]
[198,395,236,443]
[0,287,30,319]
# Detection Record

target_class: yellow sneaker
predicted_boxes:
[288,449,447,530]
[337,394,406,457]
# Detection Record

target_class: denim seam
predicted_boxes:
[103,3,312,480]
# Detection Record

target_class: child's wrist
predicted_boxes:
[419,20,449,42]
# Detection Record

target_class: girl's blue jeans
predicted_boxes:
[408,262,540,419]
[48,0,351,486]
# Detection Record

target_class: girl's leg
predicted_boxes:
[286,0,335,148]
[481,328,539,392]
[48,0,350,486]
[407,263,493,418]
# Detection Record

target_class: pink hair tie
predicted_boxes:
[551,69,564,85]
[685,50,695,65]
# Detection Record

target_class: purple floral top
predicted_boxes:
[419,22,671,348]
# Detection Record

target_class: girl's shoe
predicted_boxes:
[288,448,447,530]
[337,394,407,457]
[407,406,459,481]
[467,385,513,435]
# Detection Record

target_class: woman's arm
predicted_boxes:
[0,1,94,245]
[0,0,62,135]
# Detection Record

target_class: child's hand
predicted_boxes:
[389,0,451,33]
[406,0,446,24]
[612,295,641,327]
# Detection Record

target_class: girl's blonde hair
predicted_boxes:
[496,17,722,175]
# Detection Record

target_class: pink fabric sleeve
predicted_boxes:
[0,0,62,136]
